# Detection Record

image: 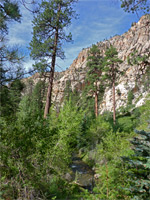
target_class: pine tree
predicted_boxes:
[0,79,24,118]
[0,0,21,34]
[0,0,24,86]
[17,80,45,121]
[103,45,123,124]
[121,0,150,13]
[86,44,105,117]
[122,129,150,199]
[30,0,77,118]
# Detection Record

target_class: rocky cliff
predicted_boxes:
[25,15,150,113]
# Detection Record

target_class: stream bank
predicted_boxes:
[69,154,95,192]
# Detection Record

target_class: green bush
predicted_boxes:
[117,116,136,132]
[88,115,112,146]
[137,99,150,131]
[82,130,134,200]
[0,98,84,199]
[127,90,134,105]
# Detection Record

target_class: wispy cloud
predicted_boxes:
[8,5,33,46]
[23,58,34,71]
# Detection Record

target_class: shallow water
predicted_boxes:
[70,155,94,191]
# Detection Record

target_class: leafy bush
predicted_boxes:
[136,99,150,131]
[87,115,112,147]
[82,130,134,200]
[0,97,84,199]
[0,79,24,118]
[117,116,136,132]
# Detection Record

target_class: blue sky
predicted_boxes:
[8,0,144,72]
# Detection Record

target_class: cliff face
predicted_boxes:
[25,15,150,112]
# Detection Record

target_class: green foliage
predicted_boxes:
[102,45,123,124]
[119,104,134,115]
[118,98,150,132]
[0,96,85,199]
[86,44,104,91]
[57,99,84,150]
[1,82,150,199]
[136,98,150,131]
[83,130,134,200]
[127,49,150,89]
[0,79,25,118]
[79,87,95,117]
[30,0,77,68]
[2,1,150,200]
[122,129,150,199]
[1,116,48,199]
[64,80,72,101]
[0,0,21,34]
[117,88,121,96]
[17,80,45,120]
[87,115,112,147]
[127,50,149,66]
[63,80,80,107]
[0,1,24,86]
[121,0,150,13]
[103,45,123,84]
[85,44,105,116]
[1,114,78,199]
[127,90,134,105]
[30,0,78,116]
[117,116,136,132]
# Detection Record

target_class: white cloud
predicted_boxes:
[23,58,34,71]
[8,5,33,46]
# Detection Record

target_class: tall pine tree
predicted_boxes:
[30,0,77,118]
[86,44,105,117]
[103,45,123,124]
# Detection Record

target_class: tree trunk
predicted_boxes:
[95,91,98,118]
[112,81,116,124]
[94,81,98,118]
[106,162,109,198]
[44,29,58,118]
[112,66,116,125]
[44,5,60,118]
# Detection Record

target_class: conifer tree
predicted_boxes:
[0,0,24,86]
[86,44,105,117]
[103,45,122,124]
[0,0,21,34]
[122,129,150,199]
[30,0,77,118]
[0,79,25,118]
[121,0,150,13]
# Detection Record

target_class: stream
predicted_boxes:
[70,155,94,191]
